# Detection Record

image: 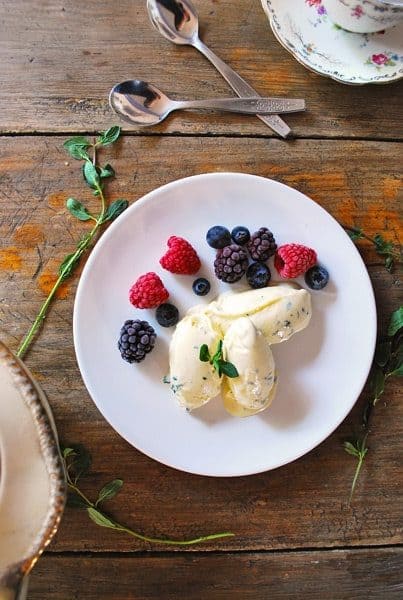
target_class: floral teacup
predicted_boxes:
[322,0,403,33]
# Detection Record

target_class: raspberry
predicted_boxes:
[214,244,248,283]
[160,236,201,275]
[247,227,277,261]
[118,319,156,363]
[129,272,169,309]
[274,244,317,279]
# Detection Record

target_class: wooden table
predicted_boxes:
[1,1,402,598]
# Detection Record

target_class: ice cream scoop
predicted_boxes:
[168,311,221,410]
[222,317,277,417]
[168,284,312,416]
[206,284,311,344]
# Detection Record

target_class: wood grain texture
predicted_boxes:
[28,548,403,599]
[0,136,401,553]
[1,0,402,595]
[0,0,402,137]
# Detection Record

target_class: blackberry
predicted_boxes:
[118,319,156,363]
[247,227,277,261]
[206,226,231,249]
[192,277,211,296]
[246,262,271,289]
[155,303,179,327]
[305,265,329,290]
[231,226,250,246]
[214,244,248,283]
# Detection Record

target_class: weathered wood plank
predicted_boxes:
[0,135,401,552]
[0,0,402,137]
[28,548,403,599]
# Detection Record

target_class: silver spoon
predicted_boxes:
[109,80,305,126]
[147,0,292,138]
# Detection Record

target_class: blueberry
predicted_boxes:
[206,226,231,249]
[231,226,250,245]
[192,277,211,296]
[155,303,179,327]
[305,265,329,290]
[246,262,271,289]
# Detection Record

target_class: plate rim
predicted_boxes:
[260,0,403,86]
[73,171,377,477]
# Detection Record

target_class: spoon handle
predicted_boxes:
[177,97,305,114]
[192,38,291,138]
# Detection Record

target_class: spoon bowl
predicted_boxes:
[147,0,199,45]
[110,79,306,127]
[110,80,173,126]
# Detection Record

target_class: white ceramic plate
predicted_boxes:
[261,0,403,84]
[73,173,376,477]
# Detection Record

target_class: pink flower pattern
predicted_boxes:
[371,53,389,65]
[351,5,364,18]
[305,0,327,16]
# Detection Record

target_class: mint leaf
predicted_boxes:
[219,361,239,378]
[66,443,92,483]
[385,255,394,272]
[95,479,123,507]
[388,307,403,337]
[87,507,118,529]
[98,126,121,146]
[66,198,92,221]
[63,137,91,160]
[370,366,385,403]
[373,234,396,271]
[389,363,403,377]
[99,163,115,179]
[344,441,360,458]
[375,340,391,368]
[83,161,100,189]
[373,233,394,256]
[347,227,364,242]
[388,341,403,377]
[102,199,128,222]
[199,344,210,362]
[62,447,76,459]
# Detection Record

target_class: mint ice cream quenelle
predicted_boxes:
[168,283,311,416]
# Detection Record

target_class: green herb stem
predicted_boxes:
[347,436,368,505]
[64,455,233,546]
[17,139,111,360]
[17,218,101,359]
[67,479,95,508]
[104,521,234,547]
[349,452,366,505]
[355,231,399,258]
[344,307,402,502]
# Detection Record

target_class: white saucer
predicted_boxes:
[261,0,403,84]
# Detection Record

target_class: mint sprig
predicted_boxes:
[199,340,239,378]
[344,226,401,273]
[16,127,128,359]
[63,445,234,546]
[344,306,402,502]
